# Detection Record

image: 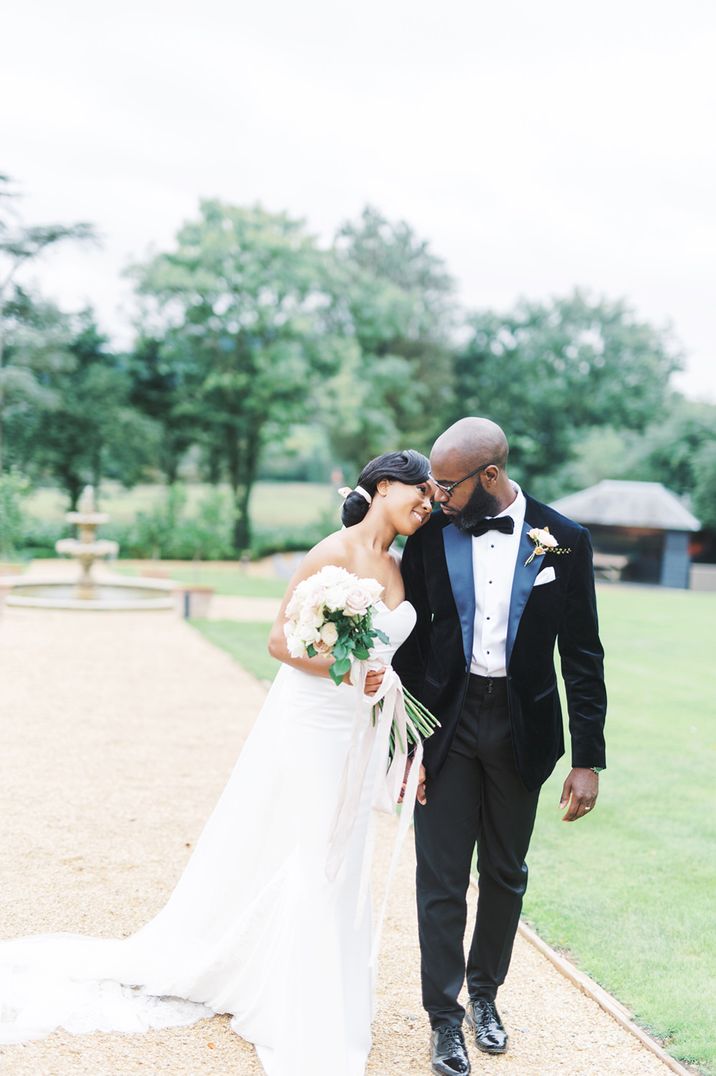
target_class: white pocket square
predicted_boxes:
[533,566,556,587]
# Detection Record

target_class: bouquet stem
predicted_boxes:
[374,685,441,764]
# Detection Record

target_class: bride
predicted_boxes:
[0,449,434,1076]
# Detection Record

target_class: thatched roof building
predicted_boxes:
[551,480,701,588]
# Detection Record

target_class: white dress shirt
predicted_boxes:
[470,484,526,677]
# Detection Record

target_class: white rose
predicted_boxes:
[316,565,352,587]
[529,526,558,548]
[297,623,320,646]
[323,583,351,611]
[362,578,384,604]
[307,589,327,615]
[319,622,339,647]
[344,585,372,616]
[286,635,306,658]
[285,589,302,617]
[299,607,324,631]
[284,623,306,658]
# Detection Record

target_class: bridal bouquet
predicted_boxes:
[284,565,439,756]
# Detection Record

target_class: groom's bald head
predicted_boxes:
[431,417,509,472]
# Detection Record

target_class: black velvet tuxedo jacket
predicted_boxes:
[393,494,607,791]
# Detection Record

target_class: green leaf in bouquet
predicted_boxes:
[306,644,317,657]
[353,646,370,660]
[332,642,348,660]
[331,657,352,680]
[374,629,390,644]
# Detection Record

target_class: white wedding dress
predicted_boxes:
[0,599,417,1076]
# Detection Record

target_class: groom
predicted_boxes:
[393,417,607,1075]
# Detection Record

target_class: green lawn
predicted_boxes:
[25,480,335,529]
[116,563,288,598]
[193,620,280,682]
[193,585,716,1074]
[523,586,716,1074]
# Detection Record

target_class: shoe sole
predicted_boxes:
[465,1011,508,1054]
[431,1063,471,1076]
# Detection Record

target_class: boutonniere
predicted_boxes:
[525,526,572,565]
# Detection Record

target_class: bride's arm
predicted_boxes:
[267,537,386,694]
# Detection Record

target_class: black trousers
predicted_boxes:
[414,674,540,1027]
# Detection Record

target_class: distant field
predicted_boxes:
[195,585,716,1075]
[26,481,337,529]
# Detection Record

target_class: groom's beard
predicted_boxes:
[450,483,502,533]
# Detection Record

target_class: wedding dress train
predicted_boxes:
[0,600,417,1076]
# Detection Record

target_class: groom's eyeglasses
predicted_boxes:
[430,463,494,500]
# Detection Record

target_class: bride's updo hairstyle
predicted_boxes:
[341,449,431,528]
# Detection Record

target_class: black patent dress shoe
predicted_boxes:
[465,996,508,1054]
[430,1023,471,1075]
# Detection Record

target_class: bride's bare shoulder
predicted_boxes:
[276,531,355,616]
[300,530,353,572]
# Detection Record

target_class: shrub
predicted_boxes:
[248,510,335,560]
[115,485,236,560]
[0,472,31,557]
[17,520,67,558]
[13,483,338,562]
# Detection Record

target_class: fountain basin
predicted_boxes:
[3,576,176,611]
[66,511,110,526]
[56,539,120,557]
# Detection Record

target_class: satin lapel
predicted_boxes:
[506,521,543,668]
[442,524,475,669]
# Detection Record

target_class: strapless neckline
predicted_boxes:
[376,599,412,614]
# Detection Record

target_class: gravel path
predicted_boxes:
[0,606,676,1076]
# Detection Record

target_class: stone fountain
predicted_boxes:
[4,486,174,610]
[55,485,119,598]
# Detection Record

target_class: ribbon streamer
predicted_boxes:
[325,662,424,966]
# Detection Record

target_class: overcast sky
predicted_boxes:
[3,0,715,399]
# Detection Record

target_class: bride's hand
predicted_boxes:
[363,666,387,696]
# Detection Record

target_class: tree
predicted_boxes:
[127,335,197,484]
[623,398,716,495]
[0,174,96,473]
[130,200,337,551]
[323,206,456,470]
[0,290,76,474]
[452,290,683,494]
[36,314,159,507]
[693,441,716,530]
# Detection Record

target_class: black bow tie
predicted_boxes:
[467,516,515,538]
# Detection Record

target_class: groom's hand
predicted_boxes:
[397,760,427,805]
[416,763,427,806]
[559,767,598,822]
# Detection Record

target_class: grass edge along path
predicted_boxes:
[194,586,716,1076]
